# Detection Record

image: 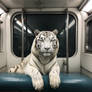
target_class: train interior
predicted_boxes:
[0,0,92,92]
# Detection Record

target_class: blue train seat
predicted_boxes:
[0,73,92,92]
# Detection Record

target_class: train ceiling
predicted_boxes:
[0,0,88,12]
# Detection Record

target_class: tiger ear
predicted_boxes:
[53,29,58,35]
[34,29,40,36]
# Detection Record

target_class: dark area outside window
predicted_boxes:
[85,19,92,52]
[12,14,76,57]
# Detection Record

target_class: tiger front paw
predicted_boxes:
[49,72,61,88]
[8,66,17,73]
[32,74,44,90]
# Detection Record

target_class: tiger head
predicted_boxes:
[32,29,59,57]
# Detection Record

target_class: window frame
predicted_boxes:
[11,11,78,58]
[0,20,3,52]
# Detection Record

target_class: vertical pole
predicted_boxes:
[21,12,24,61]
[0,21,1,51]
[66,9,69,73]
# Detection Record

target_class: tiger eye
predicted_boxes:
[38,38,44,42]
[50,39,56,42]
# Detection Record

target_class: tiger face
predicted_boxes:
[35,30,59,57]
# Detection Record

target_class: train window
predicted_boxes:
[12,13,76,57]
[85,19,92,53]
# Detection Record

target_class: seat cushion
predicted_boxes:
[0,73,92,92]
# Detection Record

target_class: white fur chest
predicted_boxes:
[27,54,56,74]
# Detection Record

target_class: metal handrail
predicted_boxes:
[21,10,24,61]
[65,9,69,73]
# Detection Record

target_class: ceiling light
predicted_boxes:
[0,8,4,15]
[82,0,92,12]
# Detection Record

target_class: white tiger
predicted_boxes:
[9,29,61,90]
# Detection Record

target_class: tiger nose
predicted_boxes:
[45,47,50,51]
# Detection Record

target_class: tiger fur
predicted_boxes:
[9,29,61,90]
